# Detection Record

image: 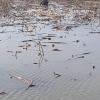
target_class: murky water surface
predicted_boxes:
[0,0,100,100]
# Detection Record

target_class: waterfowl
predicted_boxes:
[53,72,61,77]
[40,0,48,6]
[93,65,95,69]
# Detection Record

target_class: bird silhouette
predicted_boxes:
[53,72,61,77]
[93,65,95,69]
[40,0,48,6]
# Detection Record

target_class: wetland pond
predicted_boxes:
[0,0,100,100]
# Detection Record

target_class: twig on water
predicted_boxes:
[9,74,36,92]
[23,81,36,92]
[38,41,47,62]
[9,74,30,84]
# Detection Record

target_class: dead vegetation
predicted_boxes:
[0,0,99,32]
[0,0,99,93]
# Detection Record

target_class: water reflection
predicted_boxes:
[0,0,100,100]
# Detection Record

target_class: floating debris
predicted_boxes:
[72,55,74,58]
[72,40,80,43]
[76,52,91,56]
[68,52,91,60]
[48,38,51,40]
[52,26,63,30]
[82,52,91,55]
[19,45,24,47]
[83,42,86,46]
[75,56,84,59]
[42,44,47,47]
[87,62,95,69]
[90,72,92,75]
[52,44,55,47]
[9,74,30,84]
[7,51,13,53]
[74,79,77,81]
[21,40,33,42]
[16,51,22,53]
[33,63,38,64]
[60,36,63,38]
[42,37,48,40]
[90,31,100,34]
[65,26,73,31]
[9,74,36,92]
[42,42,67,44]
[52,49,62,51]
[0,92,7,95]
[24,81,36,91]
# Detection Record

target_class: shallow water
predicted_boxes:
[0,0,100,100]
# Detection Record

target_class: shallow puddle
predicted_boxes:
[0,0,100,100]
